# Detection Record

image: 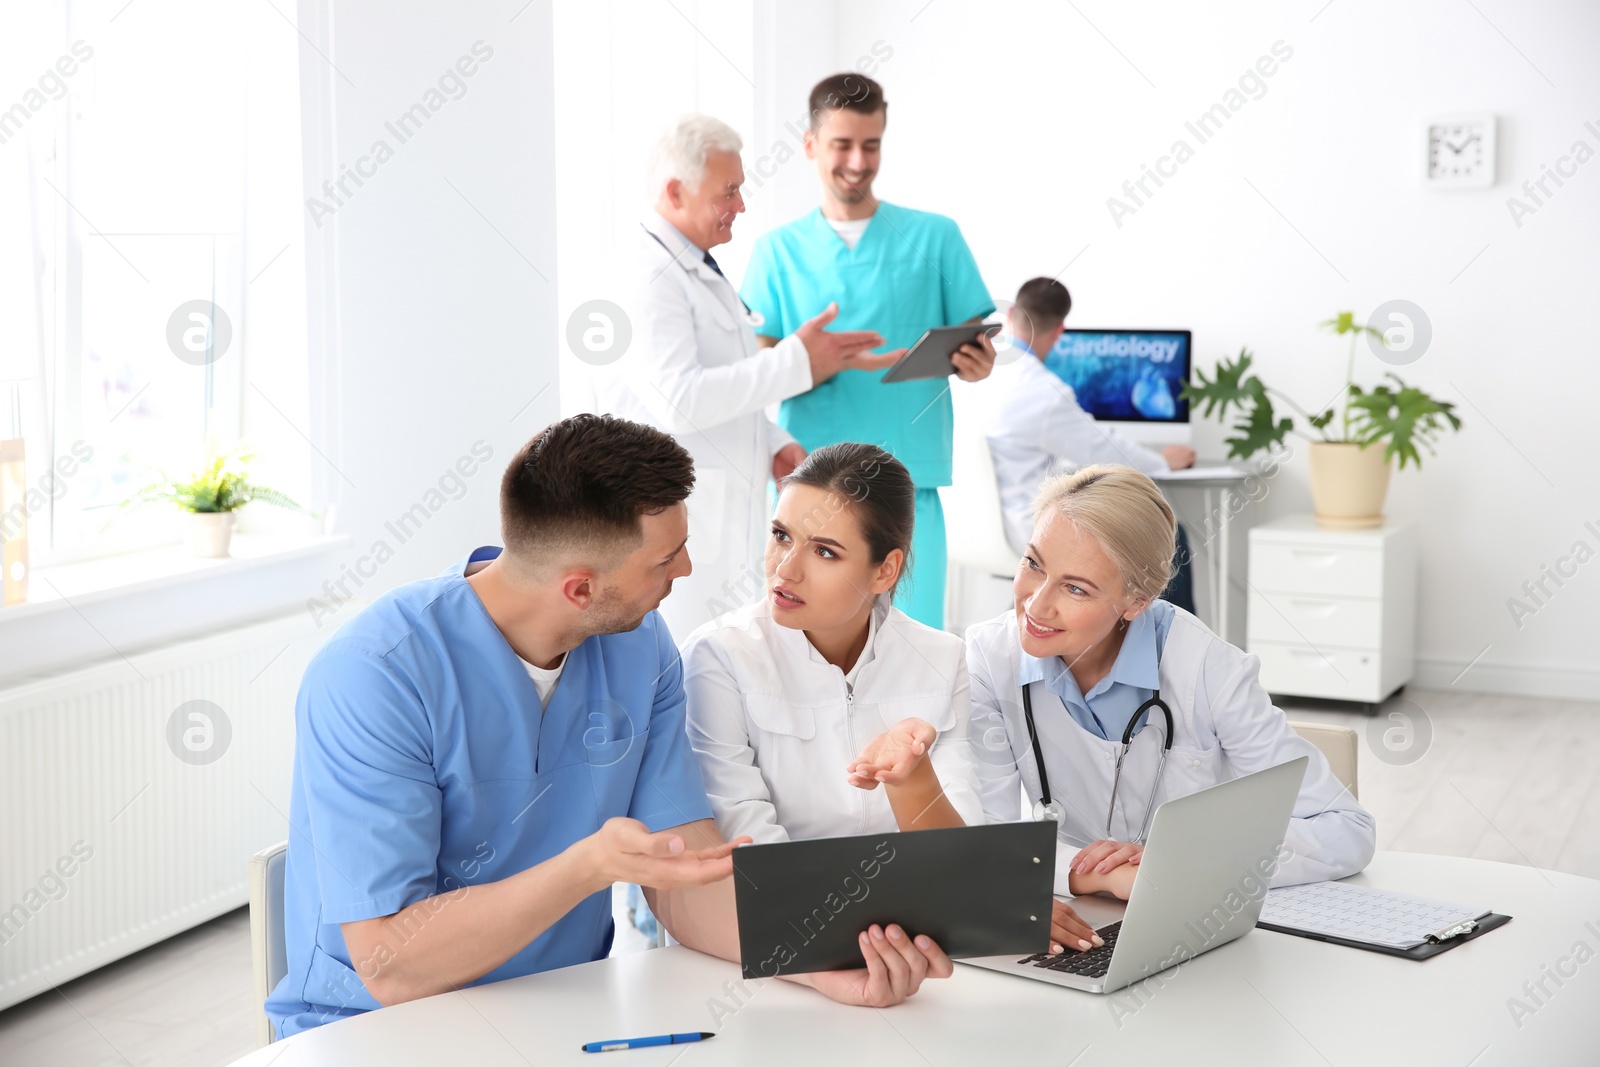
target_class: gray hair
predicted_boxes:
[648,114,742,199]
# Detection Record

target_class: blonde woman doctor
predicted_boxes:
[965,465,1375,954]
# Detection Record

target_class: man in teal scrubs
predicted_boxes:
[266,415,956,1036]
[744,73,996,629]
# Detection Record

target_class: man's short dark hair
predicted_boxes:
[1014,277,1072,333]
[500,414,694,567]
[808,73,887,131]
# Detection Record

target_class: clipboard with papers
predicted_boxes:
[1255,879,1512,960]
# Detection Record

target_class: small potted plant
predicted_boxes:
[121,445,311,557]
[1182,312,1462,527]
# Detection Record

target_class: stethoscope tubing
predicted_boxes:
[1021,681,1175,845]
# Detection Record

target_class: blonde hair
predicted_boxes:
[1030,465,1176,605]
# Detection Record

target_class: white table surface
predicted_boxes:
[232,852,1600,1066]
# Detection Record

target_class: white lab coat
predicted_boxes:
[964,349,1170,555]
[681,594,986,844]
[964,607,1375,895]
[601,216,814,643]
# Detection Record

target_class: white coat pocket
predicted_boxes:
[743,693,817,741]
[1161,741,1227,802]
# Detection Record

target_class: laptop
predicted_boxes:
[960,756,1308,994]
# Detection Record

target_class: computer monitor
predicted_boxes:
[1043,329,1193,445]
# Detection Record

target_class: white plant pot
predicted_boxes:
[183,511,236,558]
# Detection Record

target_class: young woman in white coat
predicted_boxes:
[682,443,985,848]
[965,465,1376,954]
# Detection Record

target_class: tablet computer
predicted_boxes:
[879,323,1002,383]
[731,821,1055,978]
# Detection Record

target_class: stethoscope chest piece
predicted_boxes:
[1032,798,1066,824]
[1021,680,1176,843]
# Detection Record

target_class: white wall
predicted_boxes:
[552,0,756,415]
[811,0,1600,698]
[296,0,558,607]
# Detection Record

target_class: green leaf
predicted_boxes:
[1319,309,1383,341]
[241,485,313,514]
[1181,348,1262,421]
[1347,375,1463,470]
[119,445,313,515]
[1225,389,1293,459]
[1319,311,1358,334]
[1308,407,1336,430]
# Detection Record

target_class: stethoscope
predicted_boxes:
[642,224,765,330]
[1021,680,1175,845]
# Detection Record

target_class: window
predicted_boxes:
[1,0,311,567]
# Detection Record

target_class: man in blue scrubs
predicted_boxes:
[744,73,997,629]
[267,415,954,1037]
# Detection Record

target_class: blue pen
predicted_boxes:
[581,1031,716,1053]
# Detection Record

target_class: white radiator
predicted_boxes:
[0,611,324,1010]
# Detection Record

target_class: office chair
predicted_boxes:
[1289,721,1360,800]
[248,841,289,1046]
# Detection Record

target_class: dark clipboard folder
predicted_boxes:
[731,821,1056,979]
[1257,911,1513,959]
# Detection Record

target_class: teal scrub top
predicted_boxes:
[741,201,994,487]
[265,546,713,1038]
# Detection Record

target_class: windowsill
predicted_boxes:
[2,532,350,622]
[0,531,354,688]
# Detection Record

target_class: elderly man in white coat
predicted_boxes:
[602,115,896,643]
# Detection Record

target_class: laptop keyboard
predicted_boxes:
[1016,921,1122,979]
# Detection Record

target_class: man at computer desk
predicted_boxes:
[969,278,1197,612]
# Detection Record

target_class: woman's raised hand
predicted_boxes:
[846,717,938,790]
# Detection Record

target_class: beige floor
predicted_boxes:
[2,687,1596,1065]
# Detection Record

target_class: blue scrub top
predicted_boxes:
[741,201,994,487]
[265,547,713,1038]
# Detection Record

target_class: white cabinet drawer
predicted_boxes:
[1247,590,1382,650]
[1252,642,1384,702]
[1250,541,1383,597]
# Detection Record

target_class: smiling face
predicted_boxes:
[1013,509,1146,666]
[663,148,746,250]
[765,483,900,632]
[805,107,885,209]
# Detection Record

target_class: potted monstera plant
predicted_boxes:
[121,446,310,557]
[1182,312,1463,527]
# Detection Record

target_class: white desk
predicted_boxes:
[231,852,1600,1065]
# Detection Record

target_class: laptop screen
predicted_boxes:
[1043,329,1192,424]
